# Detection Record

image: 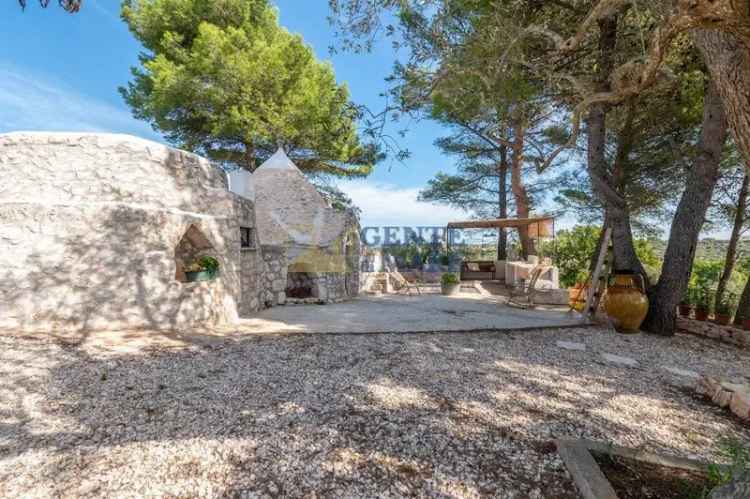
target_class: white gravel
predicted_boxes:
[1,326,748,498]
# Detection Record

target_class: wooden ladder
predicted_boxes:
[572,226,613,321]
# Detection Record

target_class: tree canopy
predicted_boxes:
[18,0,81,12]
[121,0,377,176]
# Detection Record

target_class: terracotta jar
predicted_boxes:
[603,273,649,333]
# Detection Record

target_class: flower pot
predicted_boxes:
[714,313,731,326]
[743,318,750,331]
[569,284,588,312]
[185,269,218,283]
[678,304,693,317]
[441,283,461,296]
[603,272,649,333]
[695,308,709,321]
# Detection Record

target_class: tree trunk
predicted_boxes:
[716,173,750,308]
[586,16,649,282]
[497,146,509,261]
[733,273,750,325]
[510,118,536,258]
[693,30,750,173]
[243,141,257,171]
[642,80,729,335]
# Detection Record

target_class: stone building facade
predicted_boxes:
[231,148,361,305]
[0,132,359,333]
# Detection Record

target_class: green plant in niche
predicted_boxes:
[441,273,459,285]
[198,256,220,273]
[185,256,220,274]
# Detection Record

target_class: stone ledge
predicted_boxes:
[696,375,750,421]
[677,316,750,348]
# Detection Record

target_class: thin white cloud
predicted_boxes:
[0,65,159,140]
[87,0,122,25]
[337,179,468,228]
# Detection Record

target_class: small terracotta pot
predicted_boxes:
[678,304,693,317]
[695,308,709,321]
[568,283,589,312]
[743,318,750,331]
[714,313,731,326]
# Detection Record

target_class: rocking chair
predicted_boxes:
[506,265,551,309]
[390,270,422,296]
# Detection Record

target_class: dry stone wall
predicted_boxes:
[696,376,750,421]
[0,133,262,332]
[260,246,287,308]
[677,316,750,348]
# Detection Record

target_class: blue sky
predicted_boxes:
[0,0,472,229]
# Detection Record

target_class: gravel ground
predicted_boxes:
[1,326,748,498]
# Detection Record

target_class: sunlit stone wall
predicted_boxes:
[0,132,263,332]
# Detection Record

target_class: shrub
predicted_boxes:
[553,225,600,288]
[441,273,459,285]
[681,287,699,306]
[706,438,750,493]
[715,293,735,316]
[186,256,220,273]
[198,256,220,272]
[696,287,714,312]
[691,260,724,290]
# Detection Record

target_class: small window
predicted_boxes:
[240,227,256,249]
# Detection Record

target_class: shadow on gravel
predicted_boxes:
[1,330,748,497]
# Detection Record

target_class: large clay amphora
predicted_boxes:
[604,272,649,333]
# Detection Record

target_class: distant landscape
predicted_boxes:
[655,238,750,262]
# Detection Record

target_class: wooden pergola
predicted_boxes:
[445,216,556,252]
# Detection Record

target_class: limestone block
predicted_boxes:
[713,389,733,408]
[729,391,750,420]
[696,376,722,397]
[271,279,285,292]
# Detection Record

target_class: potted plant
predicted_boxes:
[185,256,220,283]
[569,281,589,312]
[714,294,734,326]
[679,287,696,317]
[440,272,461,296]
[695,288,712,322]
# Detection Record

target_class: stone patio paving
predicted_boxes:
[237,293,584,334]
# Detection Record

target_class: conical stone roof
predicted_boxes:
[252,148,353,250]
[256,148,302,172]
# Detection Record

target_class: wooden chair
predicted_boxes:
[507,265,551,309]
[390,270,422,295]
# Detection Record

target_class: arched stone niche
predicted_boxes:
[174,225,216,282]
